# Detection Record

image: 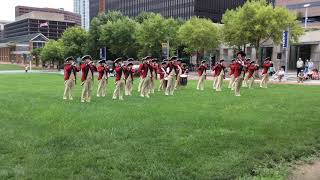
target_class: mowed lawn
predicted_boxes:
[0,74,320,179]
[0,64,42,71]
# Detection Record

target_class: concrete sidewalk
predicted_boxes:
[187,71,320,86]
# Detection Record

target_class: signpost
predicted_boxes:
[283,30,290,74]
[162,41,170,59]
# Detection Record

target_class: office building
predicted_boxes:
[90,0,275,22]
[15,6,81,26]
[0,20,11,38]
[4,11,76,39]
[74,0,90,30]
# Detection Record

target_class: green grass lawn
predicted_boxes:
[0,74,320,179]
[0,64,42,71]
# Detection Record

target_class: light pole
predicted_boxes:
[304,3,311,28]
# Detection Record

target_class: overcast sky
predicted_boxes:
[0,0,74,21]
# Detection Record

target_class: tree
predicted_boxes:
[31,48,42,67]
[178,17,220,62]
[87,11,125,59]
[222,0,303,60]
[135,14,180,58]
[41,40,64,69]
[61,27,88,59]
[100,17,138,58]
[135,12,157,23]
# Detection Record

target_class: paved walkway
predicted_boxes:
[0,70,62,74]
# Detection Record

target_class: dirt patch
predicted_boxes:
[288,160,320,180]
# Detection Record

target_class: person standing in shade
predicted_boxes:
[228,59,236,90]
[81,55,97,103]
[165,56,179,95]
[296,58,304,77]
[112,58,126,100]
[158,61,167,91]
[260,57,273,88]
[197,60,208,91]
[140,56,154,98]
[213,59,226,92]
[96,59,109,97]
[63,56,79,100]
[125,59,134,96]
[247,61,258,89]
[234,51,246,97]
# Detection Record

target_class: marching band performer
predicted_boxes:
[112,58,126,100]
[213,59,226,92]
[125,58,134,96]
[242,58,251,87]
[260,57,273,88]
[247,61,258,89]
[96,59,109,97]
[63,56,79,100]
[150,58,158,94]
[137,59,145,93]
[165,56,179,96]
[234,51,246,97]
[228,59,236,90]
[197,60,208,91]
[140,56,153,98]
[175,59,183,89]
[158,61,167,91]
[81,55,97,103]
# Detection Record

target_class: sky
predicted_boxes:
[0,0,74,21]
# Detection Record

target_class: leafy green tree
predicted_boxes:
[87,11,125,59]
[222,0,303,60]
[31,48,42,67]
[41,40,65,69]
[178,17,220,61]
[61,27,88,59]
[135,12,157,23]
[135,14,180,58]
[100,17,138,58]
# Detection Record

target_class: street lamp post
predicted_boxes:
[304,3,311,28]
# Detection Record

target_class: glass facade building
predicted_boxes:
[90,0,275,22]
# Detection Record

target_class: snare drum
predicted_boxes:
[180,74,188,86]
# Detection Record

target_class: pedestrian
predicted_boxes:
[234,51,246,97]
[296,58,304,77]
[63,56,79,100]
[25,64,29,73]
[228,59,236,90]
[112,58,126,100]
[96,59,109,97]
[298,70,305,83]
[260,57,273,88]
[275,67,285,82]
[125,58,134,96]
[165,56,179,95]
[213,59,226,92]
[196,60,207,91]
[80,55,97,103]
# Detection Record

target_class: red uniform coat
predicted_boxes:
[138,63,154,79]
[81,64,97,82]
[64,64,79,80]
[97,66,109,80]
[158,66,166,80]
[166,63,179,75]
[213,64,226,77]
[229,63,235,75]
[125,67,134,81]
[198,65,207,76]
[233,61,244,79]
[247,65,256,78]
[115,66,126,81]
[262,62,272,74]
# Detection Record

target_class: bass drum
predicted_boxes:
[180,75,188,86]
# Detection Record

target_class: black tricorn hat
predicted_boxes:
[65,56,75,62]
[201,60,207,64]
[237,51,246,57]
[143,56,152,60]
[127,58,134,62]
[163,59,168,62]
[152,58,158,62]
[81,55,92,61]
[250,61,255,64]
[265,57,271,61]
[231,59,236,62]
[114,57,123,63]
[98,59,106,64]
[161,61,167,65]
[170,56,178,61]
[177,59,182,62]
[127,62,134,66]
[219,59,224,63]
[246,58,251,61]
